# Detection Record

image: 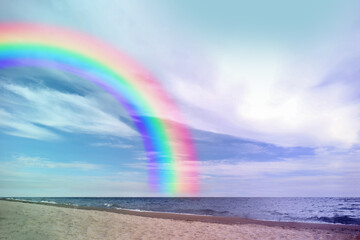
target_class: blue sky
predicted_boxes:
[1,0,360,197]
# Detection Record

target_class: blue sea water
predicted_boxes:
[3,197,360,225]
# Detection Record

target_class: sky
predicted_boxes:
[0,0,360,197]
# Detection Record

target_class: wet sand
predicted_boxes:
[0,199,359,239]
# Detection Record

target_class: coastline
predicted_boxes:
[1,199,360,239]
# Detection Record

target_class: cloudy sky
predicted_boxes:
[1,0,360,197]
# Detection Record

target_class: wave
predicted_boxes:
[102,205,230,216]
[40,200,57,204]
[192,208,230,216]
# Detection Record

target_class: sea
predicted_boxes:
[3,197,360,225]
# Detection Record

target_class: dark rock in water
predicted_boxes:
[317,215,360,225]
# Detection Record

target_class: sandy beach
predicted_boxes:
[0,200,359,240]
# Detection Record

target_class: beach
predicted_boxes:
[1,200,360,239]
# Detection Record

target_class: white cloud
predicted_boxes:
[14,155,101,170]
[198,147,360,196]
[168,37,360,148]
[0,108,59,140]
[91,142,133,149]
[0,172,150,197]
[201,147,360,178]
[0,83,137,140]
[0,155,152,197]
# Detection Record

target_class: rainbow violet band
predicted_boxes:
[0,23,198,194]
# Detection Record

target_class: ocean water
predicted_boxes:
[3,197,360,225]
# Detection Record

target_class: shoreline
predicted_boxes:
[1,199,360,239]
[2,199,360,233]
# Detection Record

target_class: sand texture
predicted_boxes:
[0,200,359,240]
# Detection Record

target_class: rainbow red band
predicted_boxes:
[0,23,198,194]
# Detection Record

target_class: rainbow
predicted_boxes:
[0,23,198,194]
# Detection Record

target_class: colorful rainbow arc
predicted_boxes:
[0,23,198,194]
